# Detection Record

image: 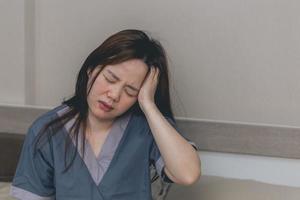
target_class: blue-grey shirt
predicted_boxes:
[10,104,198,200]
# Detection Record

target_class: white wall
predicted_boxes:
[201,151,300,187]
[12,0,300,127]
[0,0,25,105]
[1,0,300,187]
[2,0,300,127]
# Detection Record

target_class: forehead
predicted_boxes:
[104,59,148,82]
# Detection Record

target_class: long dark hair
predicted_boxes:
[33,29,175,184]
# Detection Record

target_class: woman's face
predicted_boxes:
[87,59,148,121]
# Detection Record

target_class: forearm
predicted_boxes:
[142,103,201,185]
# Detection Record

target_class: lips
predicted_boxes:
[98,101,113,110]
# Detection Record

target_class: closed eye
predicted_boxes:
[125,90,138,97]
[104,75,137,97]
[104,75,115,83]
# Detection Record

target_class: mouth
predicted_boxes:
[98,101,113,111]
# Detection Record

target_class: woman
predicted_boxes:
[10,29,201,200]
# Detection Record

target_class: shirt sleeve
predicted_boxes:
[149,116,199,184]
[10,126,55,200]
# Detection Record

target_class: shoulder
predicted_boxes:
[28,104,68,137]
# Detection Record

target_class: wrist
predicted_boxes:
[140,101,157,114]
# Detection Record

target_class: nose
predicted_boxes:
[107,85,122,102]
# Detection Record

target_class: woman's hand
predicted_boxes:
[138,67,160,112]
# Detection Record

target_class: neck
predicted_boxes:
[86,109,115,135]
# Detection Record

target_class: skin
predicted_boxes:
[86,58,201,185]
[86,59,148,133]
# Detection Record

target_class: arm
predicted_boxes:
[138,67,201,185]
[144,103,201,185]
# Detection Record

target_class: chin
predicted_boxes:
[89,106,112,119]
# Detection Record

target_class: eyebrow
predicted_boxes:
[106,69,140,91]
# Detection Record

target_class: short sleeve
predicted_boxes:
[150,139,173,183]
[10,127,55,200]
[149,116,199,184]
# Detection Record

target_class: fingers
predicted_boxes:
[150,67,160,81]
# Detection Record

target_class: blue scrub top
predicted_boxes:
[10,104,198,200]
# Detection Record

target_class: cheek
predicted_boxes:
[89,77,107,94]
[118,97,137,109]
